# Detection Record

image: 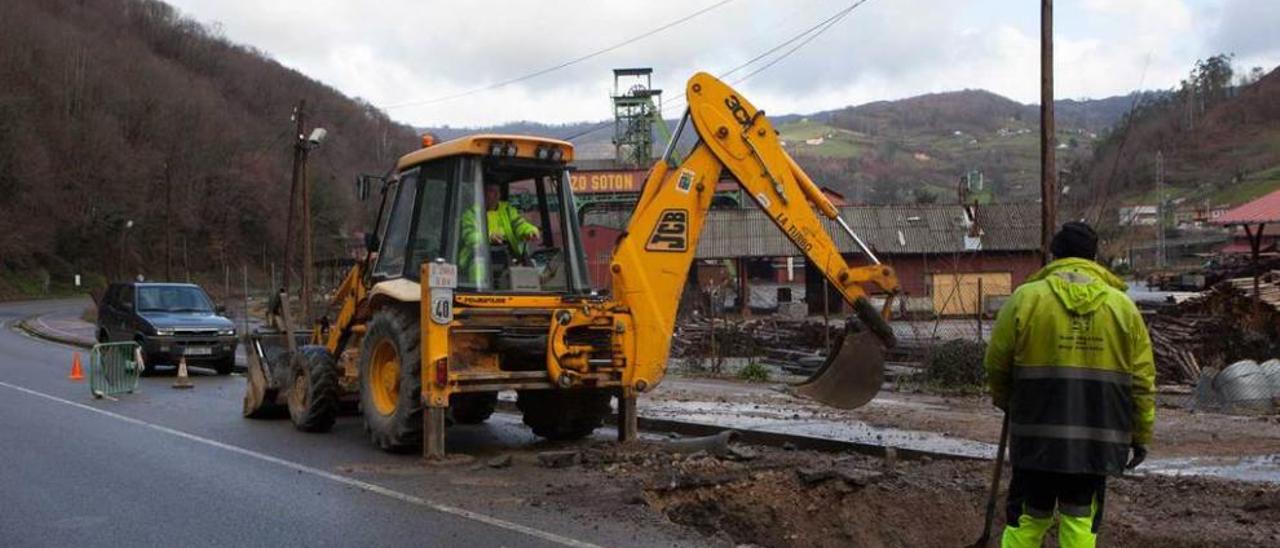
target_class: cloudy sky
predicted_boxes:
[165,0,1280,128]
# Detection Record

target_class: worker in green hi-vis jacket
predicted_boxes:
[985,221,1156,548]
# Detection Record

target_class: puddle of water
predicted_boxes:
[1143,454,1280,483]
[639,399,996,459]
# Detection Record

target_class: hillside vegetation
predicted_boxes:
[783,90,1115,204]
[425,90,1135,206]
[0,0,418,296]
[1081,58,1280,224]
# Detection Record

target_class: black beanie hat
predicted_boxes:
[1050,221,1098,260]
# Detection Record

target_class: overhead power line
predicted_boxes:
[729,0,869,85]
[384,0,737,110]
[563,0,874,142]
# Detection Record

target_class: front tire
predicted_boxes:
[287,345,339,432]
[450,392,498,425]
[359,306,423,452]
[517,389,612,441]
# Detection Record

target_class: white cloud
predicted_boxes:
[1206,0,1280,66]
[163,0,1280,127]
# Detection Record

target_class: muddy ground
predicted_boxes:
[651,376,1280,460]
[363,435,1280,547]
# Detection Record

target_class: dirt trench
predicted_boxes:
[562,443,1280,548]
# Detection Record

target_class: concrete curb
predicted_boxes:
[14,316,95,350]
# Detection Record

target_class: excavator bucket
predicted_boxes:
[793,298,896,409]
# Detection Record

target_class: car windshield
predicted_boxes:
[136,286,214,313]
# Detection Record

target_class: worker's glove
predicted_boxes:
[524,231,540,242]
[1125,444,1148,469]
[489,233,506,244]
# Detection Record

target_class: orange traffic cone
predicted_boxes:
[173,356,194,389]
[68,352,84,381]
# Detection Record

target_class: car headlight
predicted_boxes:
[218,329,235,336]
[154,328,174,336]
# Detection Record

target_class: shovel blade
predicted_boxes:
[793,329,885,409]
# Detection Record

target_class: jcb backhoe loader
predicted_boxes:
[243,72,900,457]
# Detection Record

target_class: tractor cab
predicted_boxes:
[368,135,591,294]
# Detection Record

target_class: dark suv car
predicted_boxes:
[97,282,238,375]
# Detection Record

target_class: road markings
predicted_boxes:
[0,380,601,548]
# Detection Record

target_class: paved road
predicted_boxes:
[0,298,697,547]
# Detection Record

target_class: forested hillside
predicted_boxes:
[423,90,1137,205]
[0,0,418,295]
[1080,57,1280,224]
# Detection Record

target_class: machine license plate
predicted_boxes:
[183,346,213,356]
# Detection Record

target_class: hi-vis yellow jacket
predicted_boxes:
[985,258,1156,475]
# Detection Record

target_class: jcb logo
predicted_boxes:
[645,209,688,252]
[724,95,751,127]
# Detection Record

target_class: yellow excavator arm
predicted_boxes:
[609,72,900,407]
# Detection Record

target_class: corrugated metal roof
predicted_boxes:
[583,203,1041,258]
[1214,189,1280,225]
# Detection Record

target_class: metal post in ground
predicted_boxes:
[617,392,637,443]
[976,278,984,341]
[424,406,447,459]
[223,257,230,305]
[242,263,250,338]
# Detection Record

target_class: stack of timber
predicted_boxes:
[1146,315,1206,384]
[1145,272,1280,385]
[672,316,839,366]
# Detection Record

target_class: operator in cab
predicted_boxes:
[479,181,540,258]
[458,181,541,285]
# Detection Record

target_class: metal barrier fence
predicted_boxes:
[90,342,143,397]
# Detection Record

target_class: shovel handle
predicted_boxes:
[974,414,1011,546]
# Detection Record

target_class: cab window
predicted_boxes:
[468,163,580,293]
[406,162,452,274]
[372,169,418,278]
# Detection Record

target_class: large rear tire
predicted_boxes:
[450,392,498,425]
[517,389,611,441]
[359,306,423,452]
[287,345,339,432]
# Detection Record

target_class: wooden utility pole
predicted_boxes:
[283,99,305,316]
[301,140,313,324]
[1040,0,1056,264]
[164,161,173,281]
[1156,150,1166,269]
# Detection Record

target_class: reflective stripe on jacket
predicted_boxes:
[984,258,1156,475]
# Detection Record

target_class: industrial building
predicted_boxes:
[579,201,1042,317]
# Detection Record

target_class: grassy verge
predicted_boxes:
[0,269,101,301]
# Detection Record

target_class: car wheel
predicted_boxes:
[136,339,159,376]
[214,356,235,376]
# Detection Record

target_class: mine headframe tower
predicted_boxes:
[611,67,664,167]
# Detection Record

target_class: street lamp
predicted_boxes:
[119,219,134,281]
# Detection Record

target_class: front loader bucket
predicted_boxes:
[793,298,895,409]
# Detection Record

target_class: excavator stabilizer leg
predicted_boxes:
[793,298,894,409]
